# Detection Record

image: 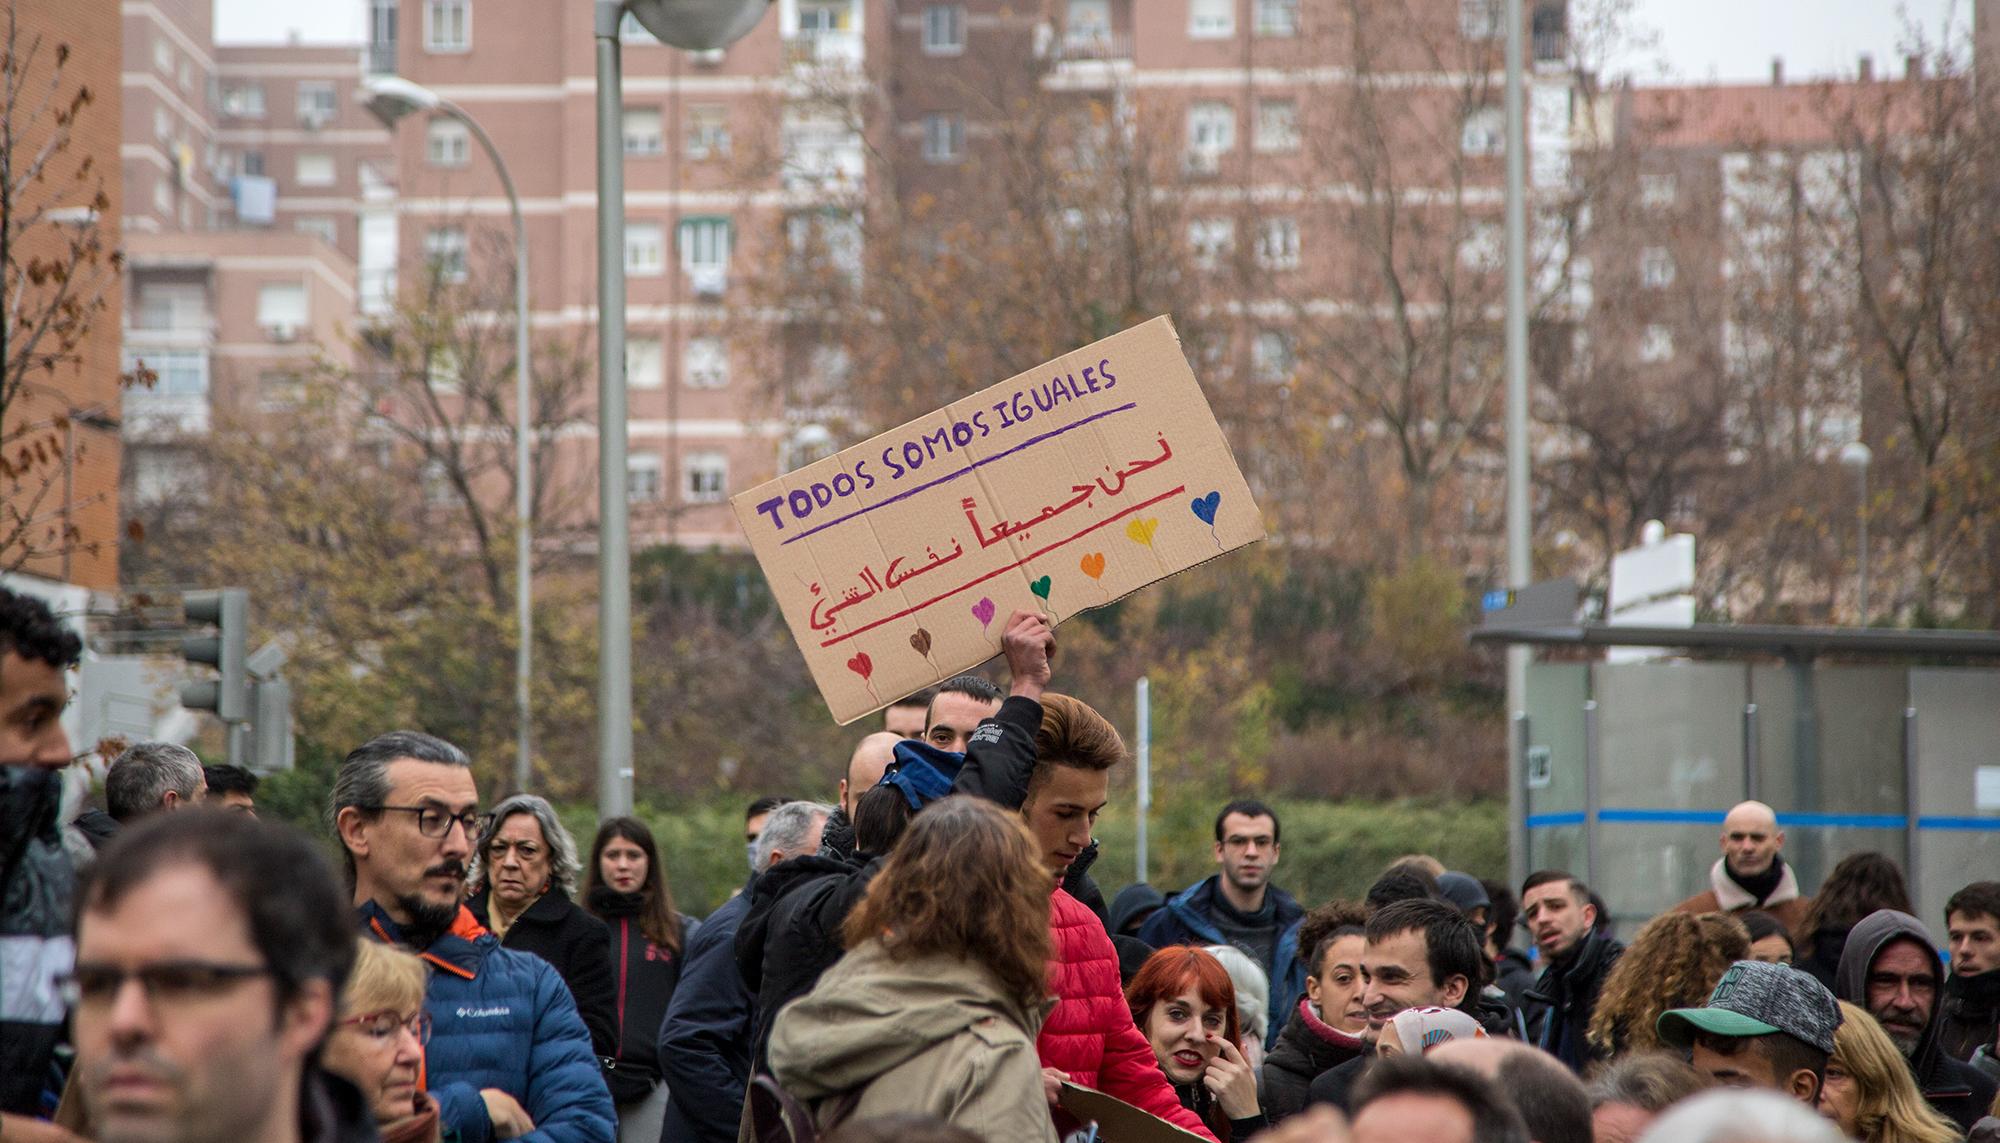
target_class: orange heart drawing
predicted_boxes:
[1079,553,1106,579]
[1125,518,1159,546]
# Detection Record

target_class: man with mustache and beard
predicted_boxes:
[334,732,615,1143]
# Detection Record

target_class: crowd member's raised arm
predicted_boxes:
[952,609,1054,810]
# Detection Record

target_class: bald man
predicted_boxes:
[1671,801,1812,932]
[1427,1038,1592,1143]
[838,731,901,818]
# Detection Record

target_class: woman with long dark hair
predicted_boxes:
[1124,946,1268,1141]
[768,797,1058,1142]
[1795,853,1912,988]
[583,816,698,1143]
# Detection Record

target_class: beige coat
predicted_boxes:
[767,940,1058,1143]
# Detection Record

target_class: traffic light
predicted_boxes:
[252,676,294,772]
[179,588,249,722]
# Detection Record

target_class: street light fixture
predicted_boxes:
[1839,440,1872,625]
[360,75,538,796]
[591,0,771,819]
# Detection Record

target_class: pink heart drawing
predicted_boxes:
[972,597,997,629]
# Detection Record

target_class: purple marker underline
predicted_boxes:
[777,401,1141,546]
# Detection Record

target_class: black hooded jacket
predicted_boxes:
[1834,909,2000,1134]
[1941,969,2000,1064]
[1524,929,1623,1074]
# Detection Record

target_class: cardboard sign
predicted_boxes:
[1058,1083,1212,1142]
[731,316,1264,724]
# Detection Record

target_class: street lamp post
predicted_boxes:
[592,0,770,819]
[1501,0,1532,891]
[361,77,536,795]
[1840,441,1871,625]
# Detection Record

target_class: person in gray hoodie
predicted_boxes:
[767,798,1058,1143]
[1833,907,2000,1133]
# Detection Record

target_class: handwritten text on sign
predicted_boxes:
[730,316,1264,725]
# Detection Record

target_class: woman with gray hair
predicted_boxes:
[468,794,618,1061]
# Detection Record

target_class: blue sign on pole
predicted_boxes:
[1482,589,1512,613]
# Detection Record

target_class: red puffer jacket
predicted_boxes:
[1039,889,1218,1140]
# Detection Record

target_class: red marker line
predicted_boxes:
[816,485,1186,649]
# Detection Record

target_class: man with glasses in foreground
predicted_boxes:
[67,808,370,1143]
[333,731,614,1143]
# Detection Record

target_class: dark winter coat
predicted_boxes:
[469,887,619,1063]
[1796,922,1853,990]
[1493,947,1536,1010]
[1135,876,1307,1050]
[359,901,615,1143]
[1261,998,1366,1123]
[656,884,756,1143]
[1834,909,2000,1134]
[585,887,699,1103]
[0,765,75,1117]
[1305,1050,1371,1114]
[1940,969,2000,1064]
[1524,929,1624,1074]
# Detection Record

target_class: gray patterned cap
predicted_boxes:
[1656,959,1842,1055]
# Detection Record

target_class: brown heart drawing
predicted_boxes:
[909,628,933,656]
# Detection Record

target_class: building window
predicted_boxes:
[687,105,730,159]
[624,337,664,388]
[258,370,306,412]
[295,153,336,187]
[684,337,729,388]
[1459,0,1502,39]
[425,0,471,52]
[678,217,732,288]
[683,451,729,502]
[922,5,964,54]
[922,114,965,163]
[1639,324,1674,363]
[295,217,338,245]
[177,57,192,92]
[1461,106,1504,156]
[369,0,399,73]
[256,282,309,336]
[427,119,470,167]
[1066,0,1112,46]
[1639,247,1674,288]
[125,348,208,397]
[1189,0,1234,39]
[1457,222,1503,271]
[424,226,468,282]
[1188,217,1233,268]
[623,107,664,156]
[241,151,266,177]
[1256,217,1300,269]
[1254,99,1298,152]
[154,106,173,143]
[296,82,338,126]
[625,222,666,276]
[627,454,663,503]
[1187,101,1234,156]
[153,35,174,72]
[1252,330,1295,382]
[220,82,265,118]
[1254,0,1298,36]
[1640,172,1677,208]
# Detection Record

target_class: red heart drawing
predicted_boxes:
[846,652,873,681]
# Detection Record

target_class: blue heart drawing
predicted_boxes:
[1191,491,1221,526]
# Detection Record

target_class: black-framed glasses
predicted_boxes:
[369,804,491,839]
[58,961,272,1007]
[340,1008,433,1046]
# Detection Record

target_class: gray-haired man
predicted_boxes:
[105,742,206,823]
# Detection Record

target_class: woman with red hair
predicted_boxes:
[1125,947,1269,1141]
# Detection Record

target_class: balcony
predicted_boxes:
[783,32,863,70]
[1053,29,1131,62]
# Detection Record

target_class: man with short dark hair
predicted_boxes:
[1941,881,2000,1066]
[1306,898,1487,1113]
[0,586,87,1141]
[1348,1055,1529,1143]
[333,730,614,1143]
[104,742,206,823]
[1833,908,1999,1131]
[68,809,367,1143]
[1520,870,1624,1073]
[1137,798,1305,1047]
[203,764,260,815]
[921,672,1004,754]
[1658,958,1840,1106]
[882,688,932,738]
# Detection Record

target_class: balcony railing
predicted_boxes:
[783,33,863,70]
[1051,29,1132,63]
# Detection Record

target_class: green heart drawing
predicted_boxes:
[1029,575,1052,601]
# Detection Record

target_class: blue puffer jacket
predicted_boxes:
[1135,876,1306,1049]
[360,901,615,1143]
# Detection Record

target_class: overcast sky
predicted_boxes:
[212,0,1961,86]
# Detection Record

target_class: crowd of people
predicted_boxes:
[3,583,2000,1143]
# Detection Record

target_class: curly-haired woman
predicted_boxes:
[1585,911,1749,1059]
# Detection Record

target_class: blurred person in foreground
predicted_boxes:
[1634,1088,1847,1143]
[67,809,369,1143]
[1426,1036,1593,1143]
[1347,1054,1528,1143]
[1586,911,1750,1060]
[323,939,443,1143]
[1125,945,1268,1140]
[1820,999,1960,1143]
[766,798,1058,1142]
[0,585,86,1142]
[1586,1052,1707,1143]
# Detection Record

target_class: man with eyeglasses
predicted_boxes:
[333,730,615,1143]
[0,586,88,1143]
[66,808,373,1143]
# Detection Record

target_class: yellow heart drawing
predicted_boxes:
[1125,518,1159,546]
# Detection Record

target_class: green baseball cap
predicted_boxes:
[1656,960,1841,1055]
